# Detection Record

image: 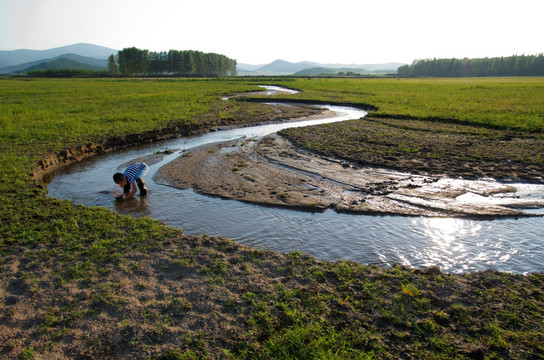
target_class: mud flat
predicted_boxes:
[155,133,543,218]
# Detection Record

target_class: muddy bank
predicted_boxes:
[281,116,544,183]
[34,124,197,181]
[155,133,543,218]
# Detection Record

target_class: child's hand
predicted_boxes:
[113,186,124,199]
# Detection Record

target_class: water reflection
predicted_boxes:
[113,195,149,214]
[424,218,464,244]
[415,218,475,271]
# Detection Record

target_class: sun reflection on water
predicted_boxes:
[415,218,483,272]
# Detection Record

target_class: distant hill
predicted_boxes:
[23,56,107,73]
[254,59,322,75]
[0,43,117,68]
[322,62,405,71]
[237,59,405,76]
[237,63,265,72]
[293,67,335,76]
[2,53,108,74]
[295,66,398,76]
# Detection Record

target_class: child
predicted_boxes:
[113,162,149,200]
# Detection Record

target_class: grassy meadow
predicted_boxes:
[1,77,543,359]
[267,77,544,132]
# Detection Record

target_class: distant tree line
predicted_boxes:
[397,54,544,77]
[108,47,237,77]
[25,68,109,78]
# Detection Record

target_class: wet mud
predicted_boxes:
[155,133,543,218]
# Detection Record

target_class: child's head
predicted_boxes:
[113,172,127,186]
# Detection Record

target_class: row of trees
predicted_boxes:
[108,47,237,77]
[397,54,544,77]
[25,68,109,77]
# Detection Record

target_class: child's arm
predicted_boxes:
[123,182,138,200]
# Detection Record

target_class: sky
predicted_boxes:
[1,0,542,65]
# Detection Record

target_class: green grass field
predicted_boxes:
[1,77,543,359]
[266,77,544,132]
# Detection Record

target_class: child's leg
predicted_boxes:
[135,164,149,196]
[136,177,147,196]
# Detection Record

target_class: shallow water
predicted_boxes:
[46,88,544,274]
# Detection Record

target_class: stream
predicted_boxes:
[46,86,544,274]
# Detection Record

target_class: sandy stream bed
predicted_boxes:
[154,131,543,218]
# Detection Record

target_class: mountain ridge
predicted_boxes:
[1,53,108,74]
[238,60,405,75]
[254,59,322,74]
[0,43,405,75]
[0,43,117,68]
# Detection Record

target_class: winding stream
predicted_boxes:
[46,86,544,274]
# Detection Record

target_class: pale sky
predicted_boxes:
[1,0,542,65]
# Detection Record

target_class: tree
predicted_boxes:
[117,47,149,76]
[183,51,196,76]
[107,54,118,75]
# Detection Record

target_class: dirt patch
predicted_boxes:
[155,133,543,218]
[2,233,543,359]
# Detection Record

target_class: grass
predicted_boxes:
[0,78,270,156]
[1,77,543,358]
[260,77,544,132]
